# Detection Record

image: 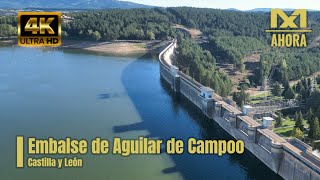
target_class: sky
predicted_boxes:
[120,0,320,10]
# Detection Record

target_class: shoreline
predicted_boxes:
[0,38,171,56]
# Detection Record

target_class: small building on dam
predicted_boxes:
[158,40,320,180]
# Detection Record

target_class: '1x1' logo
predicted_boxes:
[265,9,312,47]
[18,12,61,47]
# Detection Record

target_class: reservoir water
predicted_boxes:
[0,47,283,180]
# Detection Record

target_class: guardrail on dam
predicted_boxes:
[158,40,320,180]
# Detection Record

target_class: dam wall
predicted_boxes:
[158,40,320,180]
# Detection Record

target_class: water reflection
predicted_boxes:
[118,58,283,180]
[0,46,283,180]
[98,92,127,99]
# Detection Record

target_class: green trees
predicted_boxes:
[316,107,320,118]
[306,108,314,125]
[0,24,16,37]
[260,49,320,85]
[307,90,320,112]
[295,111,304,130]
[208,36,266,69]
[305,90,320,122]
[316,75,320,84]
[175,38,233,97]
[167,7,269,38]
[61,31,68,37]
[0,16,17,37]
[0,9,175,41]
[279,59,289,85]
[88,30,101,41]
[306,108,320,140]
[308,117,320,140]
[275,113,283,128]
[233,88,249,107]
[63,9,175,41]
[292,128,304,140]
[167,7,320,82]
[284,86,295,99]
[271,82,282,96]
[146,31,155,40]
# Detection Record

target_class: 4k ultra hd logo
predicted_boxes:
[18,12,61,47]
[265,9,312,47]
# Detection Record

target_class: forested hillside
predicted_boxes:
[208,36,267,71]
[0,16,16,37]
[167,7,320,85]
[175,37,233,96]
[260,48,320,84]
[63,9,176,41]
[167,7,269,38]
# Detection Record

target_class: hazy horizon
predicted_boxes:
[120,0,320,10]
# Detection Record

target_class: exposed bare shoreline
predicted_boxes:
[0,38,170,56]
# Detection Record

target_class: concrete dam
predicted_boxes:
[158,40,320,180]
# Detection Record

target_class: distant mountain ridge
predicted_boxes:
[228,8,319,12]
[0,0,152,9]
[1,1,318,11]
